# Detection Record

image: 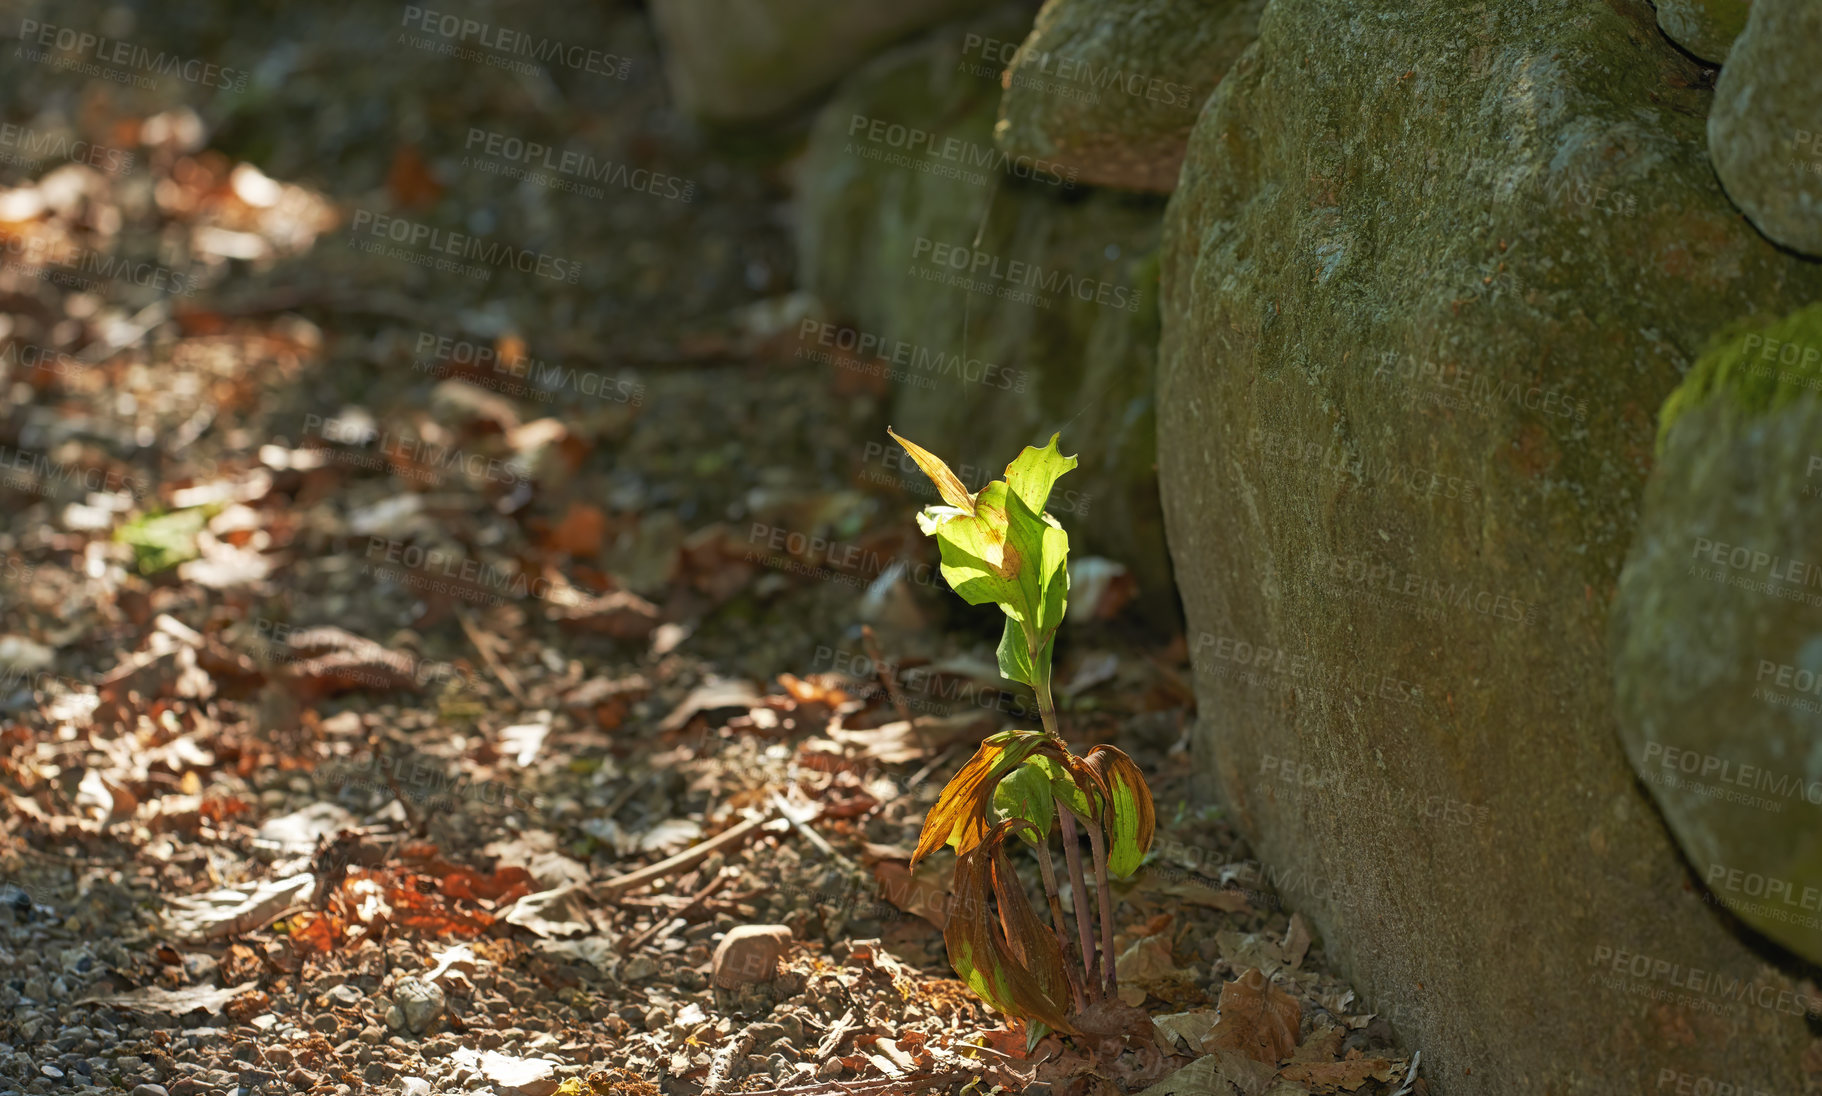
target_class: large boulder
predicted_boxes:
[992,0,1267,192]
[1613,305,1822,964]
[1709,0,1822,257]
[1157,0,1822,1091]
[648,0,983,124]
[796,9,1174,609]
[1652,0,1749,63]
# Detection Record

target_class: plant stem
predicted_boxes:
[1033,831,1085,1012]
[1084,820,1119,1001]
[1056,809,1099,1000]
[1035,674,1060,739]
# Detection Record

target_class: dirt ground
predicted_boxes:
[0,2,1421,1093]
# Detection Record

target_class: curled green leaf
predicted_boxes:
[1083,745,1156,878]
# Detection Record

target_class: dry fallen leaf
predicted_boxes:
[1280,1049,1398,1093]
[164,874,315,942]
[1204,967,1301,1065]
[1151,1010,1220,1056]
[502,882,590,939]
[1115,931,1179,1006]
[80,980,261,1016]
[449,1047,560,1096]
[655,677,759,733]
[1283,912,1313,971]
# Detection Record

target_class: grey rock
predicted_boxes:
[995,0,1265,192]
[393,977,446,1035]
[1709,0,1822,256]
[130,1085,169,1096]
[650,0,980,124]
[1158,0,1822,1091]
[1653,0,1750,63]
[328,984,364,1006]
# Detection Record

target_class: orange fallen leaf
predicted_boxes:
[547,502,609,557]
[387,145,444,208]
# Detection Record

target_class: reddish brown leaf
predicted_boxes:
[386,145,444,208]
[1280,1050,1398,1093]
[548,588,660,640]
[1205,967,1302,1065]
[944,821,1077,1035]
[547,502,609,557]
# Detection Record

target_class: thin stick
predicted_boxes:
[861,625,914,727]
[1085,818,1119,1001]
[621,871,731,954]
[771,793,860,874]
[727,1068,978,1096]
[455,608,529,706]
[595,812,770,901]
[1033,834,1084,1011]
[1056,809,1099,1000]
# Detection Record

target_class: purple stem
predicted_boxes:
[1056,808,1099,1000]
[1033,831,1085,1012]
[1084,819,1119,1001]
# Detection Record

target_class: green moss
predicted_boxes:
[1657,303,1822,454]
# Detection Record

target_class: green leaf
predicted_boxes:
[996,617,1055,690]
[1005,433,1078,516]
[1026,1021,1051,1055]
[896,431,1076,700]
[1083,745,1156,878]
[115,508,210,574]
[992,759,1054,844]
[1029,752,1095,822]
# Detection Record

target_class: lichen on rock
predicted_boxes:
[992,0,1267,193]
[1615,303,1822,964]
[1156,0,1822,1090]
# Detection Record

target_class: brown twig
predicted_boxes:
[595,811,771,902]
[621,870,731,954]
[770,793,860,875]
[725,1068,979,1096]
[861,626,914,724]
[455,608,529,706]
[862,625,927,754]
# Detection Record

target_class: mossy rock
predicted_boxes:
[796,7,1174,613]
[1157,0,1822,1090]
[1657,303,1822,446]
[1615,307,1822,964]
[992,0,1266,192]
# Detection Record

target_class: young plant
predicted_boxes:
[888,428,1156,1046]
